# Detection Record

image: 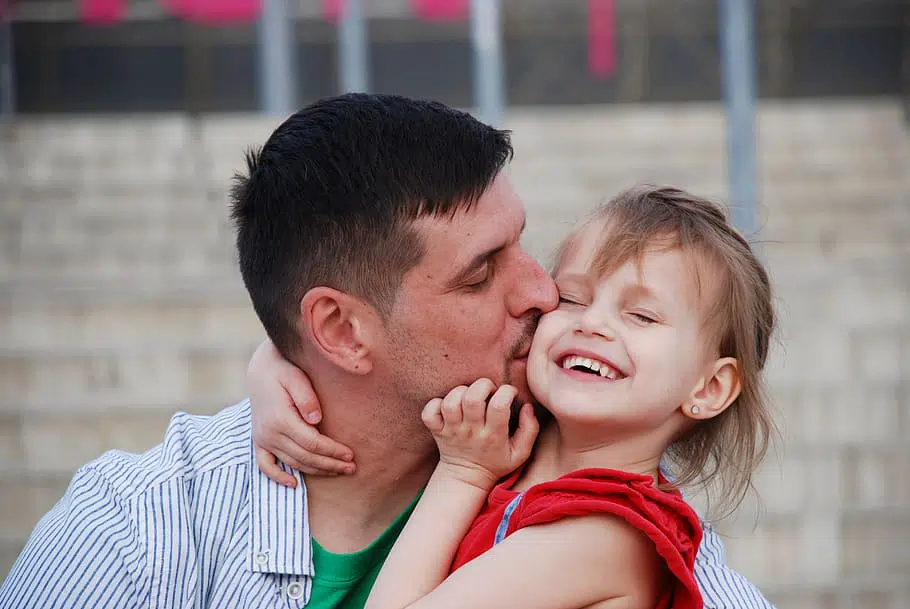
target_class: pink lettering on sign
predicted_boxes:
[409,0,468,21]
[588,0,616,79]
[322,0,343,22]
[80,0,261,24]
[79,0,127,24]
[163,0,260,23]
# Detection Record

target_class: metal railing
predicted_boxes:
[1,0,774,235]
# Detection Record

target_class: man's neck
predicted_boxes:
[305,449,436,554]
[303,379,438,553]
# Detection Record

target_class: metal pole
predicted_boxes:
[338,0,369,93]
[719,0,758,237]
[258,0,297,116]
[471,0,505,126]
[0,0,14,121]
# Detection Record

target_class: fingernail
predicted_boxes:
[344,465,356,475]
[305,413,321,424]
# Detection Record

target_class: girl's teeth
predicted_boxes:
[561,355,621,379]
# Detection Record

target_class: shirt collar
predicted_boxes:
[248,439,315,576]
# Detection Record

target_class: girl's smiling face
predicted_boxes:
[526,222,729,442]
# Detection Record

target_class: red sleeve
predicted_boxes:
[510,469,704,609]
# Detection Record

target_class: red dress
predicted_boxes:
[451,468,704,609]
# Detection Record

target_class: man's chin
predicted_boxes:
[509,357,533,403]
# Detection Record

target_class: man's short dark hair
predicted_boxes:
[230,93,513,358]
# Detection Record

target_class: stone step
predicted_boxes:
[10,117,197,153]
[772,369,910,440]
[755,576,910,609]
[717,509,910,590]
[11,141,905,200]
[518,184,907,224]
[16,222,232,257]
[15,226,234,258]
[510,99,908,137]
[762,199,910,225]
[6,194,904,263]
[763,247,908,285]
[0,406,226,471]
[771,263,910,312]
[5,253,895,288]
[0,277,248,306]
[13,116,901,163]
[9,249,238,280]
[5,221,903,278]
[0,538,26,583]
[0,301,263,352]
[523,201,910,242]
[514,168,906,205]
[764,322,910,389]
[19,152,205,190]
[15,136,902,187]
[743,444,910,518]
[0,472,79,542]
[8,170,904,225]
[7,185,228,215]
[0,349,254,414]
[510,138,907,175]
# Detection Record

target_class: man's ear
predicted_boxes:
[300,287,380,375]
[683,357,741,421]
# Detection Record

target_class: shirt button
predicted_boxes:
[286,581,305,600]
[254,551,269,566]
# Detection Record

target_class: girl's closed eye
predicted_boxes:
[627,310,660,324]
[557,294,586,307]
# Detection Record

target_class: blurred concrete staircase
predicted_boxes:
[0,117,280,571]
[2,100,909,609]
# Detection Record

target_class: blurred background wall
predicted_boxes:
[1,1,909,608]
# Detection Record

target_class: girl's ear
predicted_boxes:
[683,357,741,420]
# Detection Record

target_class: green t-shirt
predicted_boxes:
[305,494,420,609]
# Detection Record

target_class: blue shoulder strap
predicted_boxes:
[493,492,525,545]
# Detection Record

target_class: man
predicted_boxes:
[0,94,774,608]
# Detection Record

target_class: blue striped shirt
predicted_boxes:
[1,400,775,609]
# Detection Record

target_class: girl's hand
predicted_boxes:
[421,378,539,491]
[248,339,355,487]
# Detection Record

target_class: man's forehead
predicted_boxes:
[416,181,524,253]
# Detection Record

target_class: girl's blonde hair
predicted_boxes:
[553,184,776,517]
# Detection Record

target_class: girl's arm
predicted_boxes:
[395,512,666,609]
[365,379,539,609]
[247,338,355,486]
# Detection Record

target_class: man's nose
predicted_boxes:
[507,250,558,318]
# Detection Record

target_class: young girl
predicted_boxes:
[249,185,775,609]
